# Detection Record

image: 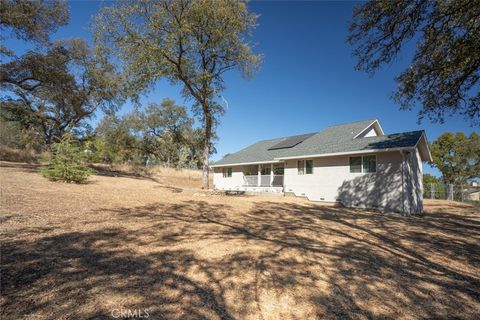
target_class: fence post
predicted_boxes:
[447,184,454,201]
[430,183,435,199]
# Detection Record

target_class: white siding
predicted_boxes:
[213,166,245,190]
[283,151,419,213]
[213,148,424,213]
[355,123,381,138]
[361,127,377,137]
[404,148,423,213]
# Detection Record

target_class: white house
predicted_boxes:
[211,119,432,214]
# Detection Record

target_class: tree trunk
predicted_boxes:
[201,103,212,189]
[201,137,210,189]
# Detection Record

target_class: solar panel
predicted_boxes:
[268,133,316,150]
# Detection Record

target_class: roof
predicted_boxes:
[212,119,427,167]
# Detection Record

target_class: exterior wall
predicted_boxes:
[468,192,480,201]
[358,127,377,137]
[213,149,424,214]
[213,166,245,190]
[283,151,423,213]
[404,148,423,213]
[355,123,381,138]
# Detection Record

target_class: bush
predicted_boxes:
[0,146,38,163]
[41,132,93,183]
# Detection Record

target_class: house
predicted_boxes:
[211,119,432,214]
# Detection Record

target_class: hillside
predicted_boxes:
[1,161,479,319]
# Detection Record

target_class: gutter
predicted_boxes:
[211,146,418,168]
[210,159,282,168]
[273,146,416,161]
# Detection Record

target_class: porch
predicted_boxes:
[242,163,284,188]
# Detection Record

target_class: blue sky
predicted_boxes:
[5,1,475,176]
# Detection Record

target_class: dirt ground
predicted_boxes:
[1,161,479,319]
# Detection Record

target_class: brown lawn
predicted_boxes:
[1,161,479,319]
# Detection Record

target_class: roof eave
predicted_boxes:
[210,159,282,168]
[414,132,433,162]
[274,147,416,161]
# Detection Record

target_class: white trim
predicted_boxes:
[414,132,433,162]
[210,160,281,168]
[222,167,232,178]
[274,147,415,161]
[349,154,377,173]
[352,119,385,139]
[213,147,416,167]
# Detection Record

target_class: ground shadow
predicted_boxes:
[2,199,479,319]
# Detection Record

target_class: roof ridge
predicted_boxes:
[326,119,377,128]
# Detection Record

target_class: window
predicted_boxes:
[261,165,271,175]
[350,155,376,173]
[298,160,313,175]
[305,160,313,174]
[273,166,284,175]
[243,165,257,176]
[349,157,362,173]
[297,160,304,175]
[363,155,376,173]
[222,167,232,178]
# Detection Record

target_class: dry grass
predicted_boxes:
[1,161,479,319]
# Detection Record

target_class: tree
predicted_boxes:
[93,0,261,188]
[0,0,68,56]
[423,173,440,186]
[93,114,141,164]
[91,98,205,168]
[1,39,123,145]
[0,117,44,151]
[430,132,480,184]
[138,99,197,166]
[348,0,480,125]
[41,131,93,183]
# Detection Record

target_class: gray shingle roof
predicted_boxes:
[212,119,424,166]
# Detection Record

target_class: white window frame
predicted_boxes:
[349,155,377,173]
[222,167,232,178]
[298,159,313,175]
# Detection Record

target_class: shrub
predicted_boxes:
[0,146,38,163]
[41,132,93,183]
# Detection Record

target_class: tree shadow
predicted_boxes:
[1,228,233,319]
[0,161,41,172]
[2,199,479,319]
[337,150,423,214]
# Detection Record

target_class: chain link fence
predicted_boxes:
[424,183,480,203]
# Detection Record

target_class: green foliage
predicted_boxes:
[349,0,480,125]
[423,174,440,185]
[41,132,92,183]
[93,0,262,188]
[0,118,44,151]
[87,99,206,168]
[0,0,68,56]
[1,39,124,145]
[430,132,480,184]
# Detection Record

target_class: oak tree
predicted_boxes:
[349,0,480,125]
[93,0,261,188]
[430,132,480,184]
